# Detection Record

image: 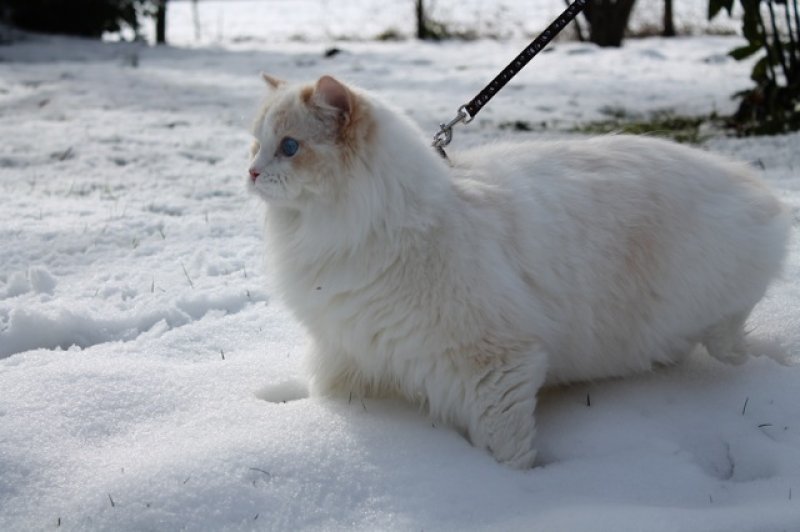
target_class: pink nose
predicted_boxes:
[249,167,260,182]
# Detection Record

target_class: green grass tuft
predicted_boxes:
[573,109,719,144]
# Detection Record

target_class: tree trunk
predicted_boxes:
[663,0,675,37]
[155,0,167,45]
[584,0,637,47]
[415,0,428,40]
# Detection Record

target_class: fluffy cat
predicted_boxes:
[247,74,790,469]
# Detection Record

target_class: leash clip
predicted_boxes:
[432,105,471,159]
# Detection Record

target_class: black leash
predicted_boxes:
[432,0,589,159]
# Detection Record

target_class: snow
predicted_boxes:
[1,2,799,529]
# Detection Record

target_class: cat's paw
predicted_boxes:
[475,396,538,469]
[467,371,539,468]
[712,347,749,366]
[703,312,750,366]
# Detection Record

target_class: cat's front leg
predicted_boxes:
[464,346,548,469]
[305,343,374,399]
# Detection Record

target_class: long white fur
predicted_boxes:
[248,76,791,469]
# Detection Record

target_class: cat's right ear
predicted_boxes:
[261,73,285,89]
[310,75,352,121]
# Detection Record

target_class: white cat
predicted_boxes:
[247,74,790,469]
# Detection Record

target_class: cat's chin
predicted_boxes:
[251,188,286,204]
[247,177,299,204]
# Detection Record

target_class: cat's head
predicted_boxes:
[247,74,373,205]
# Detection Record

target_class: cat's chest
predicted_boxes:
[284,255,446,353]
[282,258,380,319]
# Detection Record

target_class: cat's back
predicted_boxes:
[455,134,755,187]
[452,134,784,231]
[449,134,788,380]
[452,133,788,283]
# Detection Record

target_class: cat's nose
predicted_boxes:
[249,167,260,182]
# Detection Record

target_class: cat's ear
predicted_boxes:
[311,75,352,119]
[261,73,285,89]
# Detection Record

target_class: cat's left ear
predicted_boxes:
[261,73,285,89]
[311,75,352,122]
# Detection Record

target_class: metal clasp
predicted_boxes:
[432,105,472,160]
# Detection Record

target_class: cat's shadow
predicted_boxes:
[255,336,794,405]
[254,338,795,477]
[535,340,795,475]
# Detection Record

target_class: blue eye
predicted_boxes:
[279,137,299,157]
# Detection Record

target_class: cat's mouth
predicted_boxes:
[249,172,295,202]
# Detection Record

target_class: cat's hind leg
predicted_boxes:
[702,308,752,365]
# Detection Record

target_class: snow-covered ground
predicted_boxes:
[1,5,800,530]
